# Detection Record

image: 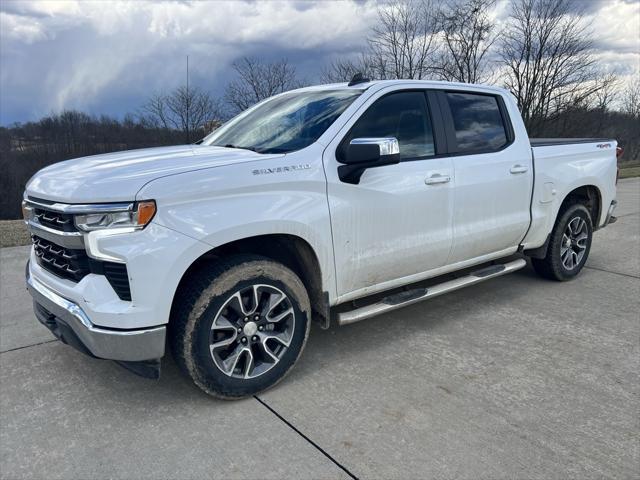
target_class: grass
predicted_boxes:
[0,220,31,248]
[619,165,640,179]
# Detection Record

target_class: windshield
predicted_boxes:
[203,90,362,154]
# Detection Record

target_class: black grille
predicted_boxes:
[33,208,76,232]
[32,235,132,301]
[102,263,132,301]
[33,235,90,282]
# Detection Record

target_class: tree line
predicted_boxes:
[2,0,638,220]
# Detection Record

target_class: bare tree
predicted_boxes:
[141,86,223,142]
[499,0,609,135]
[1,111,186,220]
[368,0,439,80]
[591,73,619,111]
[225,57,300,113]
[621,77,640,118]
[434,0,498,83]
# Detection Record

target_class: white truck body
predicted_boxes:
[23,79,618,383]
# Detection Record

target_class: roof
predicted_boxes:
[294,79,510,96]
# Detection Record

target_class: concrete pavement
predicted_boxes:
[1,178,639,479]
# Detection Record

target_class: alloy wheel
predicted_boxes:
[209,284,295,379]
[561,216,589,270]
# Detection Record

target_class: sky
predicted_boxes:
[0,0,638,125]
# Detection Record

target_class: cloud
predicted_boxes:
[0,11,48,43]
[0,0,377,123]
[587,0,640,54]
[0,0,638,124]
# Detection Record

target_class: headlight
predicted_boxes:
[74,200,156,232]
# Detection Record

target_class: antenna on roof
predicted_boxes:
[348,72,369,86]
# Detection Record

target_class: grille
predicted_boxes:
[33,208,76,232]
[33,235,90,282]
[29,200,133,301]
[32,235,132,301]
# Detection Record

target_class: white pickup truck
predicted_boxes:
[23,78,619,398]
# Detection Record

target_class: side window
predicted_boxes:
[340,91,435,160]
[445,92,508,152]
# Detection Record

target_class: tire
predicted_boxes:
[531,203,593,281]
[169,254,311,399]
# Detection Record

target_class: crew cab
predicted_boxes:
[23,78,619,398]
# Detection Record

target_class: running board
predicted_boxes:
[337,258,527,326]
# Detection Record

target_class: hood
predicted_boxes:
[26,145,283,203]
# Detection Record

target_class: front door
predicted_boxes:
[324,89,454,300]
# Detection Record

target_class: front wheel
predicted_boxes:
[170,255,311,399]
[532,203,593,281]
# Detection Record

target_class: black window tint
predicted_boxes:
[344,91,435,160]
[446,92,507,152]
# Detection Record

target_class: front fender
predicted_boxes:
[136,149,336,301]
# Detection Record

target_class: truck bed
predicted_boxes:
[524,137,618,250]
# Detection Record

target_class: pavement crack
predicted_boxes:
[0,339,56,354]
[584,265,640,279]
[254,395,359,480]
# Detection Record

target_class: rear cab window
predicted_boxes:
[444,92,509,153]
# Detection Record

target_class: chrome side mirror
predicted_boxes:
[338,137,401,184]
[343,137,400,164]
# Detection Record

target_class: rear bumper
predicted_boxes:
[26,264,165,362]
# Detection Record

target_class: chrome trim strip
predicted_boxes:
[337,259,527,326]
[28,219,82,237]
[29,273,93,329]
[25,199,134,214]
[26,272,165,361]
[27,220,85,249]
[603,199,617,227]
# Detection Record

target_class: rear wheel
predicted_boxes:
[170,255,311,399]
[532,203,593,281]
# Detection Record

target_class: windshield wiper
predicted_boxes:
[224,144,259,153]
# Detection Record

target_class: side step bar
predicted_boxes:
[337,258,527,326]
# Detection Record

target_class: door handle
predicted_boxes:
[510,164,528,174]
[425,173,451,185]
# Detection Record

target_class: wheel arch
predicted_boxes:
[525,184,601,259]
[559,184,602,228]
[171,233,330,329]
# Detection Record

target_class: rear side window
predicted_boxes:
[341,91,435,160]
[445,92,508,152]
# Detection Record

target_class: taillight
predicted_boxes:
[616,147,623,185]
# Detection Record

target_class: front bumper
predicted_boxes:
[26,264,166,362]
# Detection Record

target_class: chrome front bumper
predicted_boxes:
[26,264,165,362]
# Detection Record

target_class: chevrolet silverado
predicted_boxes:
[23,77,619,398]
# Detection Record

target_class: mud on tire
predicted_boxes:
[169,254,311,399]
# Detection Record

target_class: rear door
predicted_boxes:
[439,90,533,263]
